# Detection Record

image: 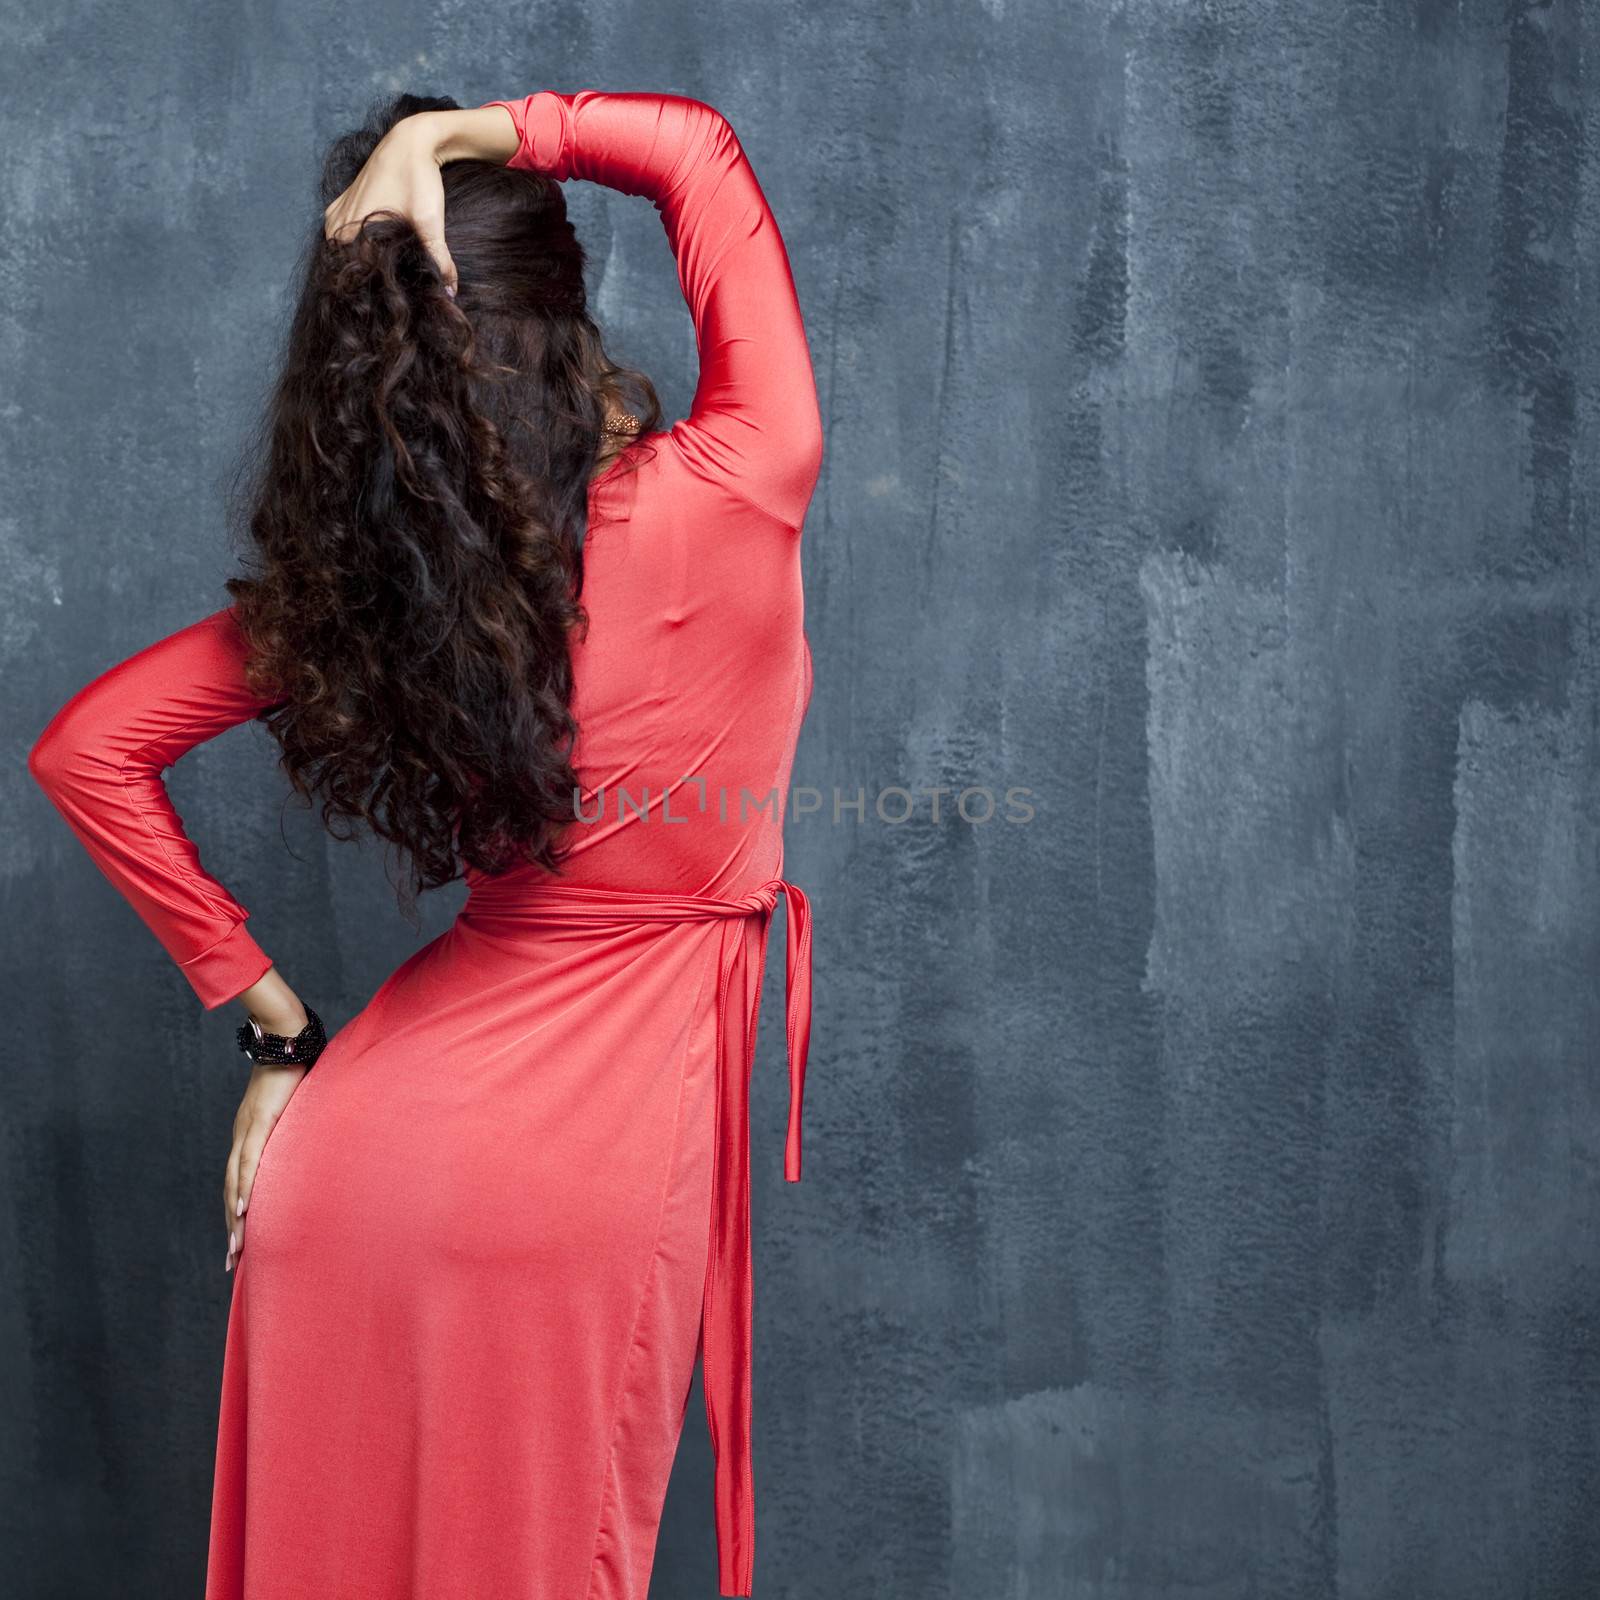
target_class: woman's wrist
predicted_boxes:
[409,106,519,168]
[235,966,308,1038]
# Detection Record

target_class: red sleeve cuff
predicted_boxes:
[480,93,570,178]
[179,920,274,1011]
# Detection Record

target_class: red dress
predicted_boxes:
[27,89,822,1600]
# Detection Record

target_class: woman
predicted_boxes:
[28,86,822,1599]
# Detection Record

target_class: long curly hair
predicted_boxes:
[225,93,661,911]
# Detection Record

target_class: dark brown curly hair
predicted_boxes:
[225,93,660,911]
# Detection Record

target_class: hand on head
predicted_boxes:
[323,115,458,296]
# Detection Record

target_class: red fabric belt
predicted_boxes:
[457,876,812,1597]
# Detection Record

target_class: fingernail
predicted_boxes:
[230,1231,238,1252]
[236,1198,244,1217]
[445,284,457,299]
[225,1252,233,1272]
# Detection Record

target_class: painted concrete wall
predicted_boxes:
[5,2,1598,1595]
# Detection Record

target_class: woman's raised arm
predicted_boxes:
[482,90,825,531]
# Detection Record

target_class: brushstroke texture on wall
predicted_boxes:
[4,1,1598,1595]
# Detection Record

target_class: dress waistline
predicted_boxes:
[457,876,812,1596]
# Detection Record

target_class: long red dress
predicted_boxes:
[27,89,823,1599]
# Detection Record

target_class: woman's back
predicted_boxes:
[495,93,821,898]
[454,92,823,900]
[495,422,813,898]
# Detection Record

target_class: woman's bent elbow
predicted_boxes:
[27,722,84,799]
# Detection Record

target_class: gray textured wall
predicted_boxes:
[4,1,1599,1596]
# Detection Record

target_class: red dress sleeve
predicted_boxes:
[482,90,825,531]
[27,605,282,1010]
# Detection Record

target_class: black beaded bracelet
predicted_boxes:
[237,1005,327,1067]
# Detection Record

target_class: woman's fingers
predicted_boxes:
[235,1128,270,1240]
[323,196,455,294]
[223,1123,265,1272]
[321,131,455,297]
[224,1138,244,1272]
[419,231,458,296]
[222,1064,308,1273]
[323,195,388,248]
